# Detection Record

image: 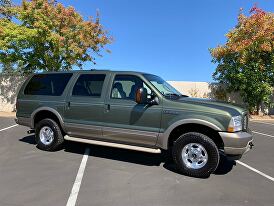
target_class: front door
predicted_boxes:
[102,74,162,146]
[63,72,110,139]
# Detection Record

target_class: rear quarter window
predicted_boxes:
[24,73,73,96]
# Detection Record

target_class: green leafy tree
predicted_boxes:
[210,6,274,114]
[0,0,111,75]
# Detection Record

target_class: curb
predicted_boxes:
[0,112,16,117]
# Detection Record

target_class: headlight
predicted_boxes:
[228,115,242,132]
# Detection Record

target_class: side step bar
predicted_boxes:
[64,135,162,154]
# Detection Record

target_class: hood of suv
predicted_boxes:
[175,97,246,115]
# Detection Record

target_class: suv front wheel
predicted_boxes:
[35,118,64,151]
[172,132,220,178]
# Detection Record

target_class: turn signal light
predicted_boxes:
[227,127,234,132]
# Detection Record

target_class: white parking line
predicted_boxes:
[250,121,274,126]
[253,131,274,138]
[66,147,90,206]
[236,160,274,182]
[0,124,18,132]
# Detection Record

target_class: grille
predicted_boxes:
[243,114,248,131]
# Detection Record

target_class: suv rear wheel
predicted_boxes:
[172,132,220,178]
[35,118,64,151]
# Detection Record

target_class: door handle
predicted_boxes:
[67,101,71,109]
[105,104,110,112]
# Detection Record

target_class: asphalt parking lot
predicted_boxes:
[0,117,274,206]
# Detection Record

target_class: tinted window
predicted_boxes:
[72,74,106,97]
[111,75,152,100]
[24,73,72,96]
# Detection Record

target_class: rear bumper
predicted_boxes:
[15,117,32,128]
[219,131,253,157]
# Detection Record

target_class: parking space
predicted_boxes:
[249,121,274,134]
[251,120,274,125]
[0,121,85,206]
[0,116,17,130]
[0,117,274,206]
[240,121,274,177]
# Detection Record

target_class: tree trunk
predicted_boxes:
[256,102,260,115]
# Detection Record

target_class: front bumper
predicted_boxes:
[219,131,253,156]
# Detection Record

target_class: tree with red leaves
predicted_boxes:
[210,6,274,114]
[0,0,111,74]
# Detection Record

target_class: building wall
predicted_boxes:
[0,74,25,112]
[168,81,273,115]
[168,81,211,98]
[168,81,244,104]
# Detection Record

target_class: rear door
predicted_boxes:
[63,72,110,139]
[102,73,163,146]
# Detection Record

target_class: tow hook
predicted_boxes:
[27,129,35,134]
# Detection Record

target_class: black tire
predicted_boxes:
[172,132,220,178]
[35,118,64,151]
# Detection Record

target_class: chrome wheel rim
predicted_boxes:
[39,126,54,145]
[181,143,208,169]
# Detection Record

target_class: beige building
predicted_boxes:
[168,81,210,98]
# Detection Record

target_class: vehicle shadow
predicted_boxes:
[19,135,235,176]
[162,153,235,177]
[19,134,36,145]
[214,154,236,175]
[65,141,164,166]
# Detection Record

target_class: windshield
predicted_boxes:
[143,74,187,99]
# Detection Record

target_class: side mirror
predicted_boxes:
[135,87,148,104]
[149,96,159,105]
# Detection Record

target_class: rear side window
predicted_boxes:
[24,73,72,96]
[72,74,106,97]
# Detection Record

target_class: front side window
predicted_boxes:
[111,75,152,100]
[24,73,72,96]
[72,74,106,97]
[143,74,185,99]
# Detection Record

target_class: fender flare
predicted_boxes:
[157,119,223,150]
[31,107,64,129]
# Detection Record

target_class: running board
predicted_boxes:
[64,135,161,154]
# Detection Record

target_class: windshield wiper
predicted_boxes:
[164,93,180,96]
[164,93,188,98]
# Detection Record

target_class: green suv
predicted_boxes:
[15,70,253,177]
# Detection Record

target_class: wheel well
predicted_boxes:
[168,123,224,149]
[33,110,63,131]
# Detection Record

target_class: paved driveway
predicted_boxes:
[0,117,273,206]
